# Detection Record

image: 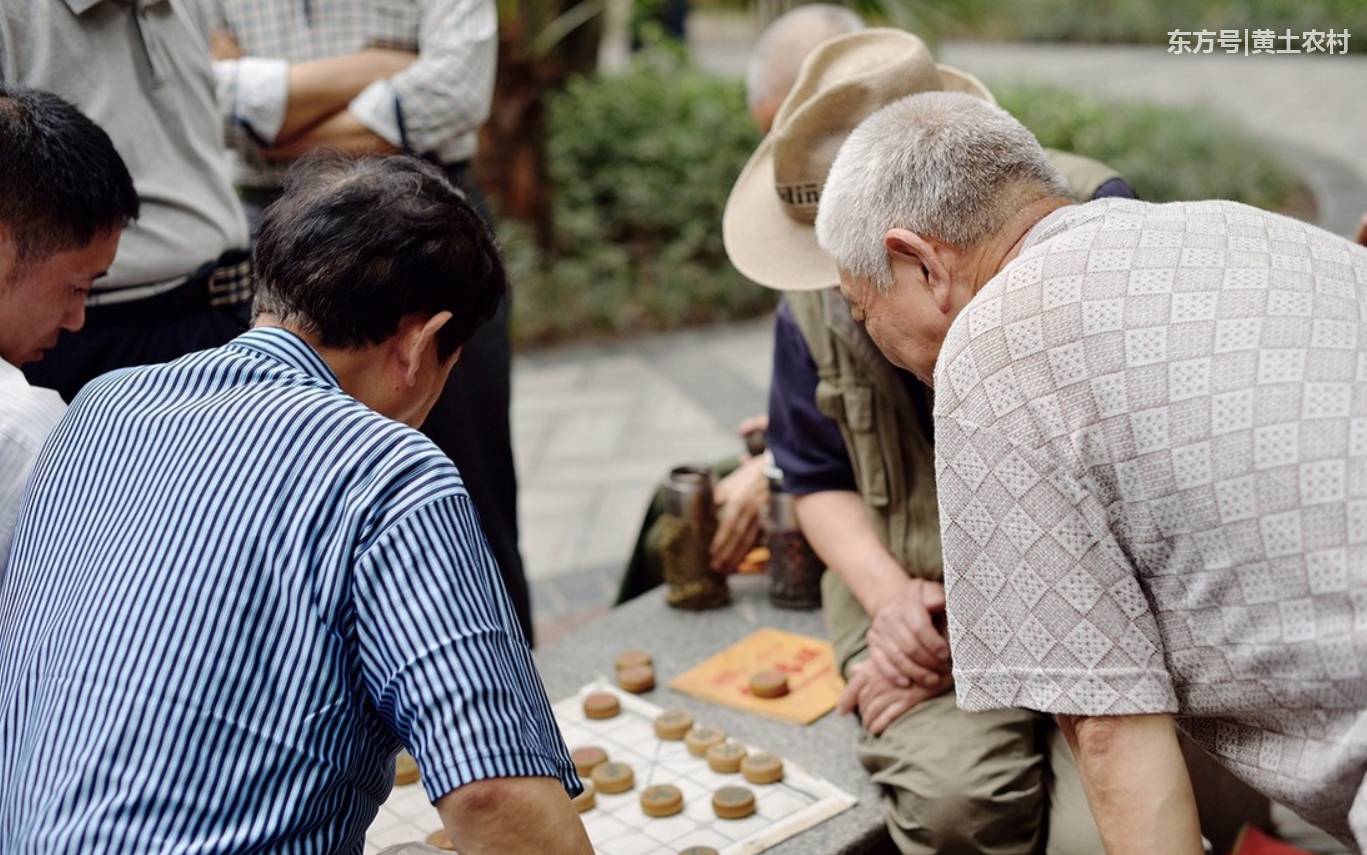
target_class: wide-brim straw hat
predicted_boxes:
[723,28,993,291]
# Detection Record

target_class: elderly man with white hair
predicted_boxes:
[815,90,1367,853]
[745,3,865,132]
[724,25,1154,854]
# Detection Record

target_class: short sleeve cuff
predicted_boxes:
[953,665,1179,716]
[225,57,290,145]
[420,748,583,804]
[349,80,405,148]
[780,472,859,495]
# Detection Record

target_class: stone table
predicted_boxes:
[534,574,892,854]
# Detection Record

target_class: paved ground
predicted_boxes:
[524,24,1367,645]
[518,318,772,643]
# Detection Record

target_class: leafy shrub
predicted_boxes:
[507,46,776,347]
[997,83,1307,212]
[951,0,1365,51]
[506,58,1311,347]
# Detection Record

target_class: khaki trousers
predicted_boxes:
[855,693,1102,855]
[825,572,1102,855]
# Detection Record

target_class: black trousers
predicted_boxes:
[23,296,250,402]
[421,298,531,643]
[419,169,530,643]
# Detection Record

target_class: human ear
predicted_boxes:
[400,311,454,386]
[884,228,953,314]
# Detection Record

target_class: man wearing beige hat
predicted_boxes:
[724,28,1128,853]
[812,90,1367,853]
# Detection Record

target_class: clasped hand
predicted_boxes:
[839,578,953,735]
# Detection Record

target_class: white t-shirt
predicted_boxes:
[933,198,1367,843]
[0,360,65,566]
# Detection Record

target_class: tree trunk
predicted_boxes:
[476,8,602,245]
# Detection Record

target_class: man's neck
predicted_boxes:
[253,315,376,393]
[253,316,422,424]
[968,196,1073,293]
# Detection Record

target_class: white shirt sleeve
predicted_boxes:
[214,57,290,146]
[0,365,66,568]
[346,0,496,157]
[347,80,405,149]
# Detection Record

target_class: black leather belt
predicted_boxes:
[87,249,253,324]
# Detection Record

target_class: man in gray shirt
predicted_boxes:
[0,0,251,401]
[814,91,1367,852]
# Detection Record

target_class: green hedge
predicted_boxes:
[956,0,1366,52]
[506,57,1312,348]
[505,47,775,347]
[996,83,1307,213]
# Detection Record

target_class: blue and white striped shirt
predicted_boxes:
[0,327,578,853]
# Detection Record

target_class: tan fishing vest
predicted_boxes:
[791,150,1120,666]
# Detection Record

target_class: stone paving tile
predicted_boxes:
[530,574,568,620]
[638,325,770,433]
[540,408,632,461]
[569,485,653,572]
[520,513,590,583]
[535,604,612,648]
[530,566,621,646]
[513,319,772,595]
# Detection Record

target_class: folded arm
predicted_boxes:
[215,41,416,150]
[343,0,497,157]
[1058,713,1202,855]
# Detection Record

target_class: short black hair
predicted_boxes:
[253,154,507,360]
[0,85,138,263]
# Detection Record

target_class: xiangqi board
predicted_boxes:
[364,682,856,854]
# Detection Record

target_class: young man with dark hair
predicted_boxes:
[0,154,591,855]
[1,0,252,403]
[0,84,137,563]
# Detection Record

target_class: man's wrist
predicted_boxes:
[860,568,914,617]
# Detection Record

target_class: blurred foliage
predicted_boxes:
[506,44,776,347]
[506,57,1312,348]
[941,0,1366,51]
[846,0,973,46]
[692,0,1365,51]
[689,0,973,46]
[997,84,1307,212]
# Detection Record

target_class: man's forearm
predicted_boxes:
[793,490,907,616]
[264,109,397,160]
[277,49,415,143]
[437,775,593,855]
[1059,713,1203,855]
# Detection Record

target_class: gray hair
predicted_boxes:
[815,91,1069,290]
[745,4,865,110]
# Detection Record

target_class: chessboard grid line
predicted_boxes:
[365,680,854,854]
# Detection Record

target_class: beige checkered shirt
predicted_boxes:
[214,0,496,188]
[934,198,1367,843]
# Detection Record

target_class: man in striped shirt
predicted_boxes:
[0,85,138,565]
[0,155,590,854]
[211,0,535,647]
